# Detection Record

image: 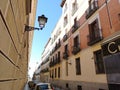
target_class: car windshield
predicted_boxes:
[37,84,52,90]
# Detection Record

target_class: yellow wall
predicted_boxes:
[60,43,107,83]
[0,0,37,90]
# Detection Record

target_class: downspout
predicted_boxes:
[27,31,29,82]
[105,0,112,29]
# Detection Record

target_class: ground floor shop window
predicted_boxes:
[94,49,105,74]
[77,85,82,90]
[58,67,60,78]
[109,84,120,90]
[75,57,81,75]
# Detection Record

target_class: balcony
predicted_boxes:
[61,0,66,7]
[86,0,99,19]
[54,58,58,65]
[87,29,103,46]
[71,23,79,33]
[72,45,81,55]
[40,68,49,73]
[49,61,53,67]
[63,34,68,42]
[63,50,69,60]
[57,41,61,48]
[52,42,61,54]
[49,60,55,67]
[57,56,61,63]
[51,48,55,55]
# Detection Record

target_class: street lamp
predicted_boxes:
[25,14,48,31]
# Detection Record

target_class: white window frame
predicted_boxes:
[88,14,101,30]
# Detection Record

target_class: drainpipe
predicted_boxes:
[105,0,112,29]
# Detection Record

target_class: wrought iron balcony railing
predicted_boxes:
[57,56,61,63]
[40,68,49,73]
[63,50,69,60]
[49,61,55,67]
[63,34,68,42]
[86,0,99,19]
[71,23,79,33]
[72,44,81,55]
[87,29,103,46]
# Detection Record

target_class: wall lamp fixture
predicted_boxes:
[68,62,72,65]
[25,14,48,31]
[67,61,72,65]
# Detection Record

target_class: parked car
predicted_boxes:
[28,81,35,88]
[34,83,54,90]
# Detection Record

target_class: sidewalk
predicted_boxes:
[53,85,64,90]
[24,83,31,90]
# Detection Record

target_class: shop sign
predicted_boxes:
[102,37,120,56]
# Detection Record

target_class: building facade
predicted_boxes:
[38,38,52,83]
[38,0,120,90]
[0,0,37,90]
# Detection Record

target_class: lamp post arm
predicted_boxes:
[25,25,40,31]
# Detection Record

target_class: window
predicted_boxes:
[26,0,32,15]
[72,35,80,55]
[58,51,60,62]
[55,54,57,64]
[75,57,81,75]
[65,44,68,54]
[53,56,54,63]
[64,3,67,13]
[65,44,68,51]
[50,70,51,78]
[63,44,69,59]
[50,58,53,67]
[66,83,69,88]
[89,0,94,4]
[52,69,54,79]
[58,67,60,78]
[94,49,105,74]
[86,0,98,19]
[72,0,78,15]
[55,68,57,78]
[66,62,68,76]
[58,39,61,48]
[72,18,79,33]
[77,85,82,90]
[54,35,57,41]
[88,19,102,46]
[52,56,55,66]
[63,34,68,42]
[64,16,68,27]
[74,35,79,47]
[109,84,120,90]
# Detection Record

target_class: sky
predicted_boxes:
[29,0,62,78]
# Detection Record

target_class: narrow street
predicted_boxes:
[1,0,120,90]
[23,82,62,90]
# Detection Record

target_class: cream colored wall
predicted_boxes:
[0,0,37,90]
[60,43,107,84]
[28,0,38,61]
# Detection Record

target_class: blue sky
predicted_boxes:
[29,0,62,77]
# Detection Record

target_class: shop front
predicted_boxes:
[102,36,120,90]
